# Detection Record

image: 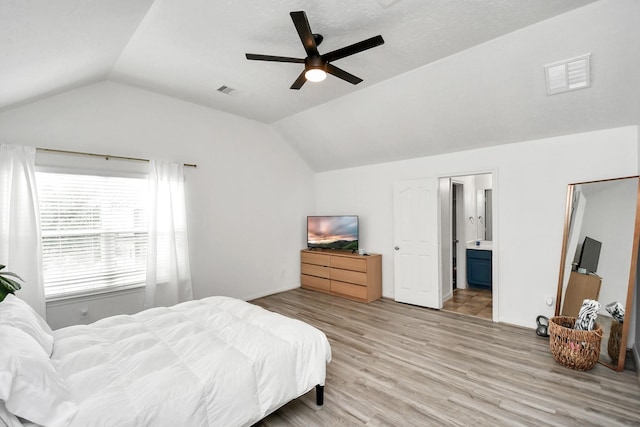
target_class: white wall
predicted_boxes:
[46,288,146,330]
[0,81,315,328]
[461,175,477,244]
[315,126,638,329]
[475,174,492,241]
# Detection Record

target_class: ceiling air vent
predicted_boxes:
[217,85,235,95]
[544,54,591,95]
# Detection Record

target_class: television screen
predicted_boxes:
[578,236,602,273]
[307,216,358,250]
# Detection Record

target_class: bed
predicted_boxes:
[0,294,332,427]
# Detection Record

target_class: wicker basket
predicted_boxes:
[607,320,623,365]
[549,316,602,371]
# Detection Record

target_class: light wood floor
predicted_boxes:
[251,288,640,426]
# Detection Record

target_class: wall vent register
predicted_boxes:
[544,53,591,95]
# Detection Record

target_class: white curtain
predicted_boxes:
[0,144,45,317]
[145,160,193,308]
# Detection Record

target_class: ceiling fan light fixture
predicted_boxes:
[305,68,327,82]
[305,56,327,82]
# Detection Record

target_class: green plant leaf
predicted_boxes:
[0,265,24,294]
[0,271,23,281]
[0,276,22,292]
[0,287,9,302]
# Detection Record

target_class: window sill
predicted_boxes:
[45,283,145,304]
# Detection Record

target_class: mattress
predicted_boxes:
[50,296,332,427]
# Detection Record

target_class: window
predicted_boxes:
[36,171,148,299]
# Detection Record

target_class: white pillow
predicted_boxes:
[0,401,22,427]
[0,326,77,427]
[0,294,53,355]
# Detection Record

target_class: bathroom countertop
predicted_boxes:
[467,241,493,251]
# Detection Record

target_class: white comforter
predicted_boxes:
[51,296,331,427]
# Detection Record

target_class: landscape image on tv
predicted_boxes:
[307,216,358,250]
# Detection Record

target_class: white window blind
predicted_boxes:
[36,171,148,299]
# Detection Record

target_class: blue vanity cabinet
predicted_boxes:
[466,249,492,289]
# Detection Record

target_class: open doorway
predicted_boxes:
[440,173,494,321]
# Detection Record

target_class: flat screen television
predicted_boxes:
[578,236,602,274]
[307,216,358,251]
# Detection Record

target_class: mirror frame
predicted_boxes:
[555,175,640,371]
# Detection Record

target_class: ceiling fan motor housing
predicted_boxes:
[306,56,327,72]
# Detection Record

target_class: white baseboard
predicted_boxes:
[242,283,300,302]
[442,290,453,302]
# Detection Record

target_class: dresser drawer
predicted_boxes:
[301,251,330,267]
[301,274,330,293]
[331,268,367,286]
[330,256,367,272]
[301,263,330,279]
[331,280,367,301]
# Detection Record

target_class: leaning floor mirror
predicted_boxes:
[555,176,640,371]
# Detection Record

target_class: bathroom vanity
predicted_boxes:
[466,241,492,289]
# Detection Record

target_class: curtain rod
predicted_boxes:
[36,148,197,168]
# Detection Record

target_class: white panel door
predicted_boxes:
[393,178,441,308]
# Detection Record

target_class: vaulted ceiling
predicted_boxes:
[2,0,638,171]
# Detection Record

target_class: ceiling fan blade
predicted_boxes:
[326,63,363,85]
[290,11,319,57]
[245,53,305,63]
[322,35,385,63]
[290,70,307,90]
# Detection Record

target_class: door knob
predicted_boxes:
[395,246,400,250]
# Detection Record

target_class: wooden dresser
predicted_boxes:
[300,249,382,303]
[560,271,602,317]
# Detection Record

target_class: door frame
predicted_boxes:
[439,168,499,322]
[452,180,466,291]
